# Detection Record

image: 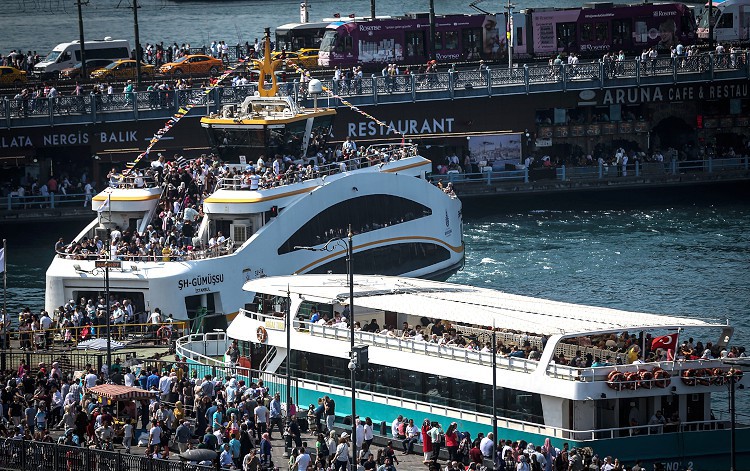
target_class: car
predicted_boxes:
[60,59,115,80]
[90,59,155,80]
[270,48,319,69]
[159,54,224,76]
[0,66,27,85]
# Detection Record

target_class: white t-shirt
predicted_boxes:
[294,452,311,470]
[84,373,97,389]
[149,425,162,445]
[254,405,269,423]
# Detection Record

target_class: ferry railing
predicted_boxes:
[175,331,229,367]
[546,357,734,382]
[216,144,420,190]
[304,321,539,373]
[107,173,158,189]
[431,169,528,185]
[55,238,234,261]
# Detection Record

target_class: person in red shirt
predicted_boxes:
[469,443,483,464]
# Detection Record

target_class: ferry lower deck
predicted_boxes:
[177,275,750,471]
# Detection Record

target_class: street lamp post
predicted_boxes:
[295,224,356,468]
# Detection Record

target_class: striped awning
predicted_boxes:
[89,384,158,401]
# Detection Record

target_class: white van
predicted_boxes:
[33,37,131,79]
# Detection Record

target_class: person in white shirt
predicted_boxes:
[294,446,311,470]
[150,309,162,325]
[479,432,494,458]
[124,368,136,387]
[84,369,98,389]
[149,421,162,451]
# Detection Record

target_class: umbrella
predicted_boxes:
[76,338,125,351]
[179,448,218,461]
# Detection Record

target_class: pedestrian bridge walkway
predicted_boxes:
[2,54,749,129]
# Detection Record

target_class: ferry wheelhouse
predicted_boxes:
[179,275,749,470]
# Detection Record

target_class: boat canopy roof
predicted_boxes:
[243,275,717,336]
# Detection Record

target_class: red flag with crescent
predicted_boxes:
[651,333,678,351]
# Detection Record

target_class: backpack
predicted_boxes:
[318,440,329,457]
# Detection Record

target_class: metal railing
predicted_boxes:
[546,357,733,383]
[14,320,188,349]
[107,174,158,189]
[302,320,539,373]
[0,437,213,471]
[55,238,235,262]
[4,53,750,127]
[3,192,89,211]
[217,143,420,191]
[430,156,750,187]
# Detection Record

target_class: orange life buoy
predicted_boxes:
[624,371,640,389]
[256,326,268,343]
[653,369,671,388]
[681,368,697,386]
[238,356,251,369]
[696,368,711,386]
[639,369,654,389]
[712,368,726,386]
[607,370,626,391]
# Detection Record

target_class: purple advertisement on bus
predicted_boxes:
[318,14,505,68]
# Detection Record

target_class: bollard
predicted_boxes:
[524,168,529,183]
[708,156,713,173]
[598,161,603,179]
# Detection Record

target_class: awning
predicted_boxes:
[88,384,158,401]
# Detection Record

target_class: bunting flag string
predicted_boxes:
[123,61,245,174]
[283,60,406,142]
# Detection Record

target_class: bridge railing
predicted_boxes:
[430,156,750,186]
[2,53,749,126]
[3,192,88,211]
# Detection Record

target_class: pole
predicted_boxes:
[2,239,6,351]
[491,322,498,467]
[105,229,112,378]
[285,285,292,457]
[132,0,142,86]
[429,0,436,61]
[730,375,736,471]
[506,0,513,69]
[371,0,375,20]
[347,224,357,470]
[708,0,714,50]
[76,0,87,78]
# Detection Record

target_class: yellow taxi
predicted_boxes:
[0,66,27,85]
[159,54,224,76]
[90,59,156,80]
[270,48,319,68]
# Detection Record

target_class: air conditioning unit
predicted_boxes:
[230,220,252,245]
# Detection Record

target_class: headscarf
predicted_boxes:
[542,438,553,454]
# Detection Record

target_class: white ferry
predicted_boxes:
[44,152,464,324]
[177,275,748,471]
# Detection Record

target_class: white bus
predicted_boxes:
[33,37,130,78]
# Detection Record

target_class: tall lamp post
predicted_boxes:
[295,224,356,469]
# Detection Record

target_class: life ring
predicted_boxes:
[624,371,640,389]
[711,368,726,386]
[238,356,251,369]
[607,370,626,391]
[653,369,671,388]
[726,368,744,382]
[696,368,711,386]
[639,369,654,389]
[681,368,697,386]
[256,326,268,343]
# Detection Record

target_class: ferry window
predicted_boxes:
[717,13,734,28]
[445,31,459,50]
[278,195,432,255]
[556,22,577,49]
[268,119,307,158]
[307,243,451,276]
[515,27,523,47]
[320,31,337,52]
[611,20,631,48]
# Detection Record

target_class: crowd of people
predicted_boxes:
[0,352,648,471]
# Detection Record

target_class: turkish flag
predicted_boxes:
[652,333,678,351]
